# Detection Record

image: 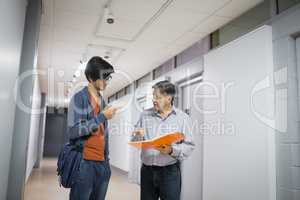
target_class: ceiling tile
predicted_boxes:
[96,17,146,41]
[54,11,98,30]
[171,31,208,47]
[54,0,106,15]
[152,5,209,31]
[192,15,233,34]
[53,27,90,43]
[96,0,169,41]
[138,26,182,43]
[171,0,230,14]
[138,6,208,43]
[86,44,125,64]
[89,37,130,50]
[216,0,263,18]
[111,0,169,21]
[52,41,86,54]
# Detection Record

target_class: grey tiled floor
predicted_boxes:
[24,158,140,200]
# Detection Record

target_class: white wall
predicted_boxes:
[202,26,276,200]
[271,6,300,199]
[108,94,138,172]
[26,77,42,181]
[0,0,27,198]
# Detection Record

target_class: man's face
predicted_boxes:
[92,79,107,91]
[152,89,172,112]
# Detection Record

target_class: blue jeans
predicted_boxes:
[141,163,181,200]
[70,159,111,200]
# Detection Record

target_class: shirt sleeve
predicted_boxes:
[67,93,107,140]
[170,114,195,161]
[131,113,145,142]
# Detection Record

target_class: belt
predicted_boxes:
[142,162,180,170]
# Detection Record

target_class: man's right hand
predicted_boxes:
[132,128,145,137]
[103,106,118,120]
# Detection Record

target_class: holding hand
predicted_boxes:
[103,106,118,120]
[156,144,173,155]
[132,128,145,137]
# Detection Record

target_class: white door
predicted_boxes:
[202,26,276,200]
[180,79,203,200]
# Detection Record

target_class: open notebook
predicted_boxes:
[128,132,185,149]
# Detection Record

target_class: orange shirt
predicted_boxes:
[83,94,105,161]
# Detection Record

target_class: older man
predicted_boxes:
[132,80,195,200]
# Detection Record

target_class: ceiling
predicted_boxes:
[37,0,263,106]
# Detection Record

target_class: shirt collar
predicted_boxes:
[152,106,177,118]
[82,86,103,108]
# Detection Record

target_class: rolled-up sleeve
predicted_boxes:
[171,115,195,161]
[68,93,106,140]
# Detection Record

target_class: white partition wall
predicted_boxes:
[202,26,276,200]
[26,77,42,181]
[108,95,135,172]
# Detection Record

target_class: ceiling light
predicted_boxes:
[74,70,81,77]
[104,5,114,24]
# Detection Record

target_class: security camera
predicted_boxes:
[104,6,114,24]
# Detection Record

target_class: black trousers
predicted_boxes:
[141,163,181,200]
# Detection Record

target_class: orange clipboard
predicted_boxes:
[128,132,185,149]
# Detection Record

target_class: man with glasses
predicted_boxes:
[68,56,118,200]
[132,80,195,200]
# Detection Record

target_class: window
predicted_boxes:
[210,30,220,49]
[153,58,174,79]
[177,39,209,65]
[108,94,116,103]
[124,85,131,95]
[211,0,271,48]
[117,88,125,99]
[136,73,152,88]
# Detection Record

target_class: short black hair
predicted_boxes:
[84,56,114,82]
[152,80,176,105]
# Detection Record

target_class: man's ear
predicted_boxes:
[87,77,93,83]
[168,96,172,103]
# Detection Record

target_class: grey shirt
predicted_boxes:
[132,107,195,166]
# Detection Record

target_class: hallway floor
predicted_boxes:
[24,158,140,200]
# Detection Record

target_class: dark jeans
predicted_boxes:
[70,159,111,200]
[141,162,181,200]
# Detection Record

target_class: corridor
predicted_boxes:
[2,0,300,200]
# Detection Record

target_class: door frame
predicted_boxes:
[175,73,203,111]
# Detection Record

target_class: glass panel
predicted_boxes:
[218,0,271,47]
[153,58,174,79]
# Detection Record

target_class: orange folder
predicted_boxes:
[128,132,185,149]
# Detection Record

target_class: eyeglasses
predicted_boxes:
[104,75,112,81]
